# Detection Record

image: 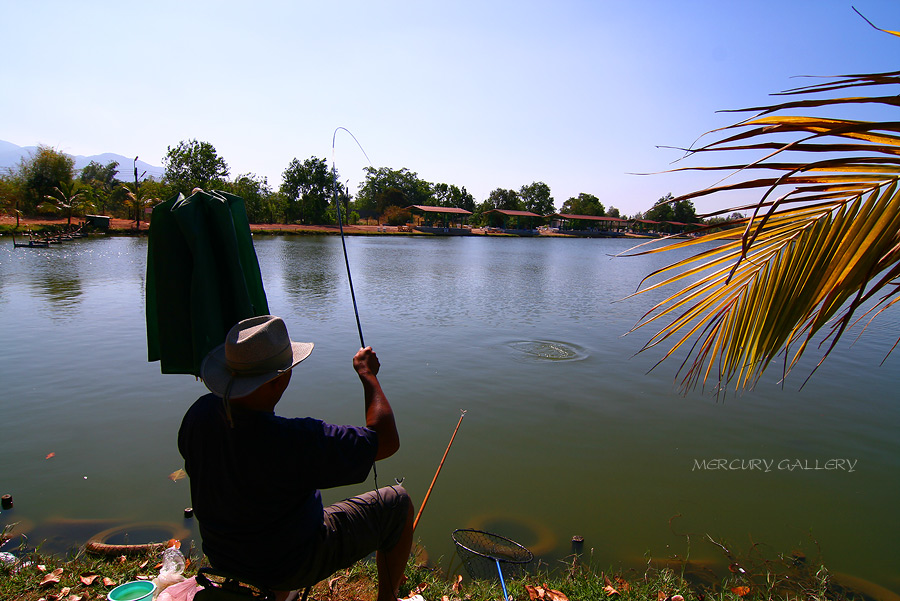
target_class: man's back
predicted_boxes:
[178,393,377,585]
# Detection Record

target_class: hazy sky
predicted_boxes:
[4,0,899,215]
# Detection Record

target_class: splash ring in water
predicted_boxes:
[506,340,588,362]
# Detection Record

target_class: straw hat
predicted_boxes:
[201,315,314,399]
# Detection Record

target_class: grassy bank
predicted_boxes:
[0,535,876,601]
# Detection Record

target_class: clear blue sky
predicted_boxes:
[4,0,899,216]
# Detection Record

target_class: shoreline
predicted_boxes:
[0,216,654,239]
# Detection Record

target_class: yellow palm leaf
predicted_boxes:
[624,33,900,393]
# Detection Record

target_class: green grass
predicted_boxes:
[0,540,871,601]
[0,522,886,601]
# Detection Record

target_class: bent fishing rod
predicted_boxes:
[332,126,371,349]
[331,128,466,534]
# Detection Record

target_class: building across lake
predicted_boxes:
[405,205,699,237]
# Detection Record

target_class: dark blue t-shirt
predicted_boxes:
[177,393,378,585]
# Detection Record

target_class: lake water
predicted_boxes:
[0,235,898,593]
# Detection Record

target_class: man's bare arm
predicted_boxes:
[354,347,399,460]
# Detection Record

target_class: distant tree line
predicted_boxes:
[1,139,711,228]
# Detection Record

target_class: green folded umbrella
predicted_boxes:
[146,189,269,376]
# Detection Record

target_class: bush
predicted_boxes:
[382,206,411,226]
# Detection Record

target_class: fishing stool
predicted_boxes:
[195,568,310,601]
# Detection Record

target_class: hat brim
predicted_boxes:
[200,340,314,399]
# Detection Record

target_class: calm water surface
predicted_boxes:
[0,235,898,591]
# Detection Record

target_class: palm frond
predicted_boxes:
[625,42,900,394]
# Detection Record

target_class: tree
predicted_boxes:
[487,188,521,211]
[121,183,158,228]
[41,180,91,227]
[432,182,475,211]
[672,198,699,223]
[163,140,229,193]
[15,145,75,215]
[607,206,621,219]
[355,167,432,217]
[625,19,900,394]
[469,199,494,227]
[280,157,335,224]
[80,160,120,215]
[0,175,22,227]
[519,181,555,215]
[232,173,276,224]
[643,193,675,222]
[561,192,604,216]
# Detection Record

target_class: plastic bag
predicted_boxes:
[152,546,186,598]
[157,576,202,601]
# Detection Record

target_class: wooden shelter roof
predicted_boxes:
[486,209,543,218]
[551,213,626,222]
[407,205,473,215]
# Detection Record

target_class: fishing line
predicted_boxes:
[331,126,373,349]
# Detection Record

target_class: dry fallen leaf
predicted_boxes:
[59,587,70,597]
[46,452,56,459]
[327,574,346,591]
[40,568,64,586]
[411,583,429,595]
[615,577,631,592]
[731,586,751,597]
[167,538,181,549]
[658,592,668,601]
[451,574,463,593]
[602,574,619,596]
[37,564,47,572]
[67,595,84,601]
[79,572,99,586]
[545,589,569,601]
[102,577,116,586]
[139,559,149,569]
[442,597,451,601]
[168,469,187,482]
[526,585,545,600]
[116,556,126,564]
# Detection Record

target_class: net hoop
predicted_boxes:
[451,528,534,565]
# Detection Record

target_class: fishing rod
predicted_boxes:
[413,409,466,531]
[332,127,373,349]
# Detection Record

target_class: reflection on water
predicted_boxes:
[31,272,83,313]
[271,237,340,317]
[0,235,898,593]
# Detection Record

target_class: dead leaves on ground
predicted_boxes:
[601,574,632,597]
[525,583,570,601]
[26,557,154,601]
[168,468,187,482]
[78,572,99,586]
[451,574,463,593]
[39,567,64,586]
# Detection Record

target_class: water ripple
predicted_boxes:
[506,339,588,361]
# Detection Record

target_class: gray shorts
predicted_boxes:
[273,485,411,591]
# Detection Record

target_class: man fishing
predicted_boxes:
[178,314,414,601]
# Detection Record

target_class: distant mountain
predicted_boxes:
[0,140,164,181]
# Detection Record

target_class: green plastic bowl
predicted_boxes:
[107,580,156,601]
